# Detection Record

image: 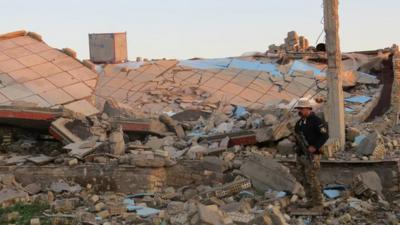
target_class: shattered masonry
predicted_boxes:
[0,30,399,225]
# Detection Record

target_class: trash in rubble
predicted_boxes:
[123,198,135,205]
[238,190,255,198]
[353,134,366,146]
[136,207,160,217]
[126,204,160,217]
[276,191,287,198]
[64,141,102,159]
[345,95,372,104]
[163,111,176,117]
[213,122,234,134]
[323,189,341,199]
[126,193,155,199]
[264,189,288,200]
[347,197,374,213]
[126,205,142,212]
[323,184,346,199]
[233,106,249,119]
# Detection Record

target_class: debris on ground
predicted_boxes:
[0,30,398,224]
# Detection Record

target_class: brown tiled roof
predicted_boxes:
[0,31,98,107]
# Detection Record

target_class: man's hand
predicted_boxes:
[308,145,317,153]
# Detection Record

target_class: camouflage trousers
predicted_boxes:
[297,154,323,206]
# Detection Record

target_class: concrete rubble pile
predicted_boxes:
[0,30,399,224]
[268,31,310,53]
[1,165,399,224]
[0,101,399,224]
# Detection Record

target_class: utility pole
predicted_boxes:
[323,0,345,150]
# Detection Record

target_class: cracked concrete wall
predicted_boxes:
[281,160,399,193]
[0,161,222,193]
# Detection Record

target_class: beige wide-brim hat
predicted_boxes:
[295,98,313,109]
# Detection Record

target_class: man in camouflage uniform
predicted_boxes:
[294,98,329,212]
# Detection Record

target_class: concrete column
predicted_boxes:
[323,0,346,150]
[391,49,400,125]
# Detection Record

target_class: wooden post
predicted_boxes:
[323,0,345,150]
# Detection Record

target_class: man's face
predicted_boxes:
[297,107,312,117]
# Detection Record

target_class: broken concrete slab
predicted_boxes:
[240,154,302,194]
[254,127,273,143]
[3,155,29,165]
[50,118,83,144]
[64,141,102,159]
[24,183,42,195]
[118,118,169,136]
[187,145,208,160]
[159,114,185,138]
[0,105,62,130]
[50,180,82,193]
[276,139,295,155]
[102,99,144,119]
[26,154,54,165]
[201,156,230,173]
[52,197,80,213]
[145,137,165,150]
[226,212,255,224]
[353,171,383,199]
[63,100,99,117]
[0,174,16,187]
[197,203,233,225]
[356,132,386,159]
[201,130,257,147]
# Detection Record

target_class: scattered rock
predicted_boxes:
[240,154,302,194]
[24,183,41,195]
[197,203,233,225]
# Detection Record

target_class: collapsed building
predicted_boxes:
[0,30,399,225]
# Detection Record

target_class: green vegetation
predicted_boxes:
[0,201,51,225]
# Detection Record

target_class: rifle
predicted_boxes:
[293,131,313,161]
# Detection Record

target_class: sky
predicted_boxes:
[1,0,399,60]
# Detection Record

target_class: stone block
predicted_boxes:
[240,154,302,194]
